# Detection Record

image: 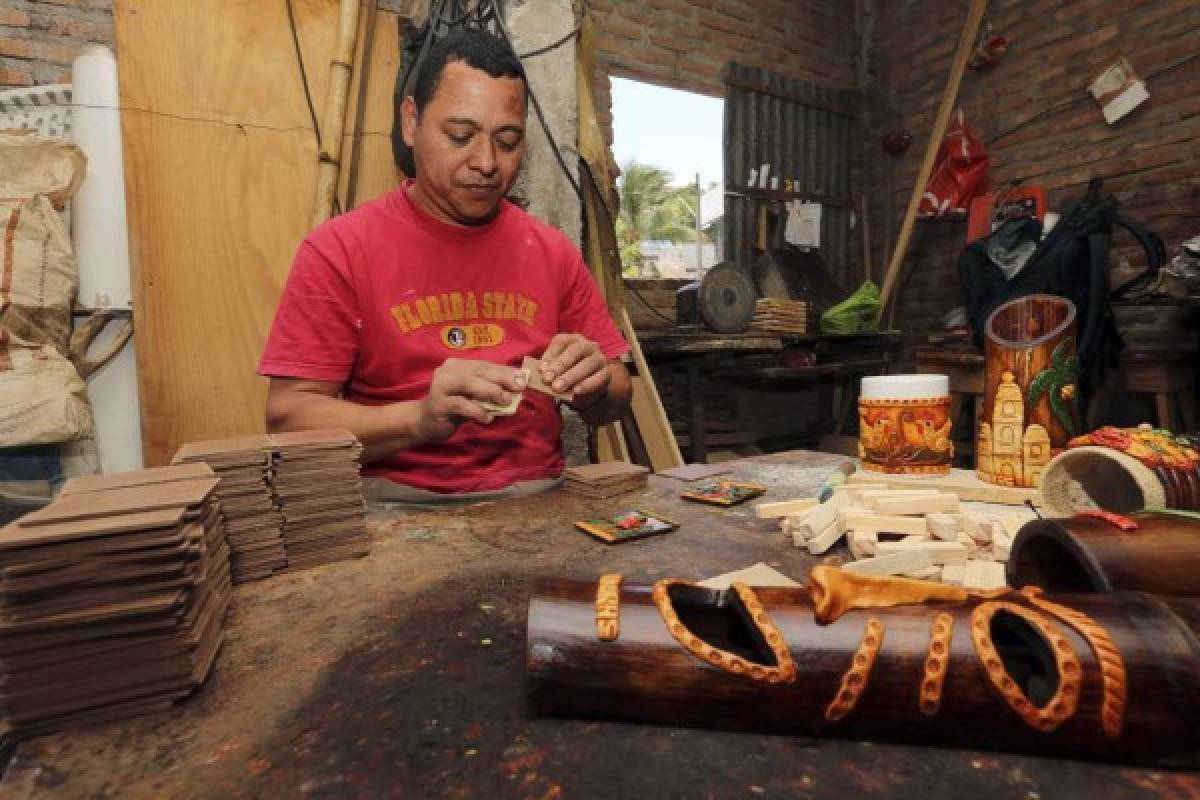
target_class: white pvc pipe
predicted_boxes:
[71,44,144,473]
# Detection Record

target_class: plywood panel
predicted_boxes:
[115,0,402,465]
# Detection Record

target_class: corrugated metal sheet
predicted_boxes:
[722,63,858,290]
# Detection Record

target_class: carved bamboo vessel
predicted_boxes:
[1040,426,1200,517]
[526,568,1200,768]
[1007,511,1200,597]
[977,295,1079,489]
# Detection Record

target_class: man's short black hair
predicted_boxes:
[412,28,527,113]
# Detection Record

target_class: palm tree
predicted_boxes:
[616,160,697,276]
[1027,339,1082,437]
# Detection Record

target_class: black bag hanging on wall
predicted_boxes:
[959,178,1165,397]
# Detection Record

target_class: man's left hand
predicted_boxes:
[540,333,610,410]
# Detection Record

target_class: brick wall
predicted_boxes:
[0,0,113,87]
[865,0,1200,364]
[587,0,859,145]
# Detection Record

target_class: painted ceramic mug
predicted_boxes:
[858,374,953,474]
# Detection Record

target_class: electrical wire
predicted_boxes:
[988,49,1200,146]
[285,0,340,215]
[519,24,581,59]
[285,0,322,147]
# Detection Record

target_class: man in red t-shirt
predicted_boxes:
[259,29,631,498]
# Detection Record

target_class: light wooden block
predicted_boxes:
[942,564,966,586]
[799,502,838,534]
[957,531,979,556]
[963,560,1007,590]
[841,549,934,577]
[902,533,932,544]
[876,540,968,566]
[791,529,809,549]
[834,482,887,496]
[1001,513,1031,539]
[870,494,960,516]
[926,513,962,541]
[858,489,943,500]
[755,497,819,519]
[847,530,877,559]
[961,514,993,543]
[992,529,1015,561]
[901,565,943,581]
[842,513,929,536]
[806,520,846,555]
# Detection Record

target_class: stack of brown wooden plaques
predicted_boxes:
[563,462,651,499]
[0,465,230,739]
[268,429,369,570]
[173,435,285,583]
[749,298,808,334]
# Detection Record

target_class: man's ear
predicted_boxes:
[401,96,419,148]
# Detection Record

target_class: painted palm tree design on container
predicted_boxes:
[1027,339,1081,438]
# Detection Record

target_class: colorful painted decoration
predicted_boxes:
[574,510,678,544]
[680,480,767,507]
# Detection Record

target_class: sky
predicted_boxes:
[609,77,724,188]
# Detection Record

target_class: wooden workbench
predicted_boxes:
[4,450,1194,798]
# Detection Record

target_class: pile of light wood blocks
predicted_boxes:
[0,464,231,738]
[757,484,1037,590]
[749,298,808,334]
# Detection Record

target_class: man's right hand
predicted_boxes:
[415,357,528,443]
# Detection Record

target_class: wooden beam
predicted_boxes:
[620,308,684,470]
[877,0,986,323]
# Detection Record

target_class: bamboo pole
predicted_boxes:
[876,0,986,324]
[311,0,362,228]
[344,0,379,211]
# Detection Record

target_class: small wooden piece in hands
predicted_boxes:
[522,356,570,401]
[479,365,531,416]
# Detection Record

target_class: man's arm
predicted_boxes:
[538,333,633,426]
[572,359,632,426]
[266,358,528,464]
[266,379,425,464]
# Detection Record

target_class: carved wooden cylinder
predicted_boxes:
[526,574,1200,768]
[978,295,1079,489]
[1007,511,1200,597]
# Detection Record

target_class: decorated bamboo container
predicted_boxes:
[977,295,1080,489]
[1038,425,1200,516]
[858,375,953,474]
[526,568,1200,768]
[1007,510,1200,597]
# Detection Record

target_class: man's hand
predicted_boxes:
[540,333,611,411]
[416,358,528,443]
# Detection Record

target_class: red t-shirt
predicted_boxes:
[259,182,628,493]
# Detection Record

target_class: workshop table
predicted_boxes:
[637,331,903,461]
[5,450,1196,799]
